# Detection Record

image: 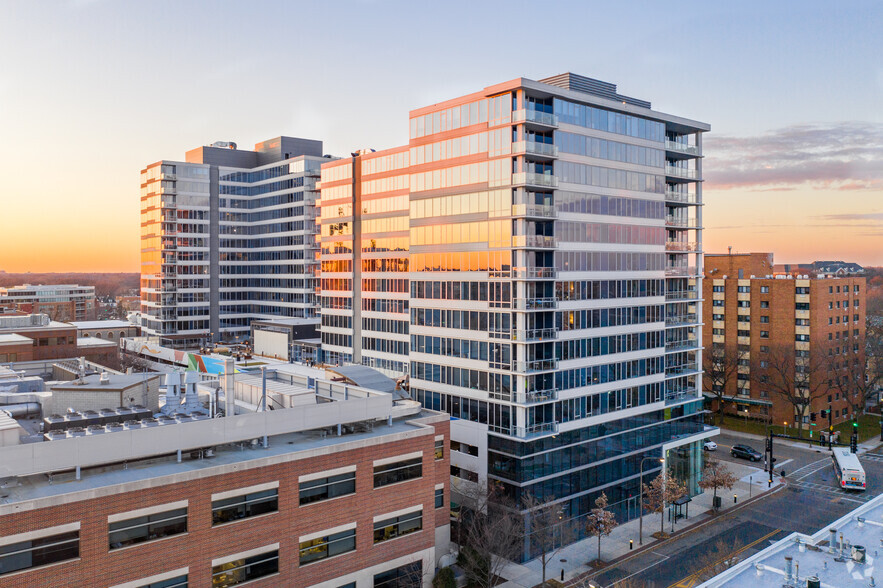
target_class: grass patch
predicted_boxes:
[714,413,883,444]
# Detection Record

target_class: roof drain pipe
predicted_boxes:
[223,358,235,418]
[783,556,793,583]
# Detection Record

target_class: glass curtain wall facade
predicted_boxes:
[319,74,716,560]
[140,137,331,349]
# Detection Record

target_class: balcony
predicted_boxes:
[665,314,699,327]
[665,266,699,277]
[665,216,701,229]
[490,421,559,439]
[664,190,700,205]
[513,388,559,404]
[665,165,701,180]
[665,141,700,157]
[513,297,558,310]
[665,364,701,378]
[511,267,558,280]
[665,339,699,353]
[512,109,558,128]
[665,387,698,404]
[513,328,558,342]
[511,204,557,219]
[161,196,177,208]
[512,141,559,158]
[665,289,699,301]
[665,241,700,252]
[512,235,558,249]
[512,172,558,189]
[514,358,559,373]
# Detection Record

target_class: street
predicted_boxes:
[583,432,883,587]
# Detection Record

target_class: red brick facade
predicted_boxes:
[0,418,450,587]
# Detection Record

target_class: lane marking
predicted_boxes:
[665,528,782,588]
[604,551,670,586]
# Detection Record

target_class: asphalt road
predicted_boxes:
[583,433,883,587]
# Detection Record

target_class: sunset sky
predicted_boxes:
[0,0,880,273]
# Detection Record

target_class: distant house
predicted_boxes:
[811,260,865,276]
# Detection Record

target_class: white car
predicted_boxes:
[703,441,718,451]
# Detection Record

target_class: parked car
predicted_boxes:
[703,440,718,451]
[731,444,762,461]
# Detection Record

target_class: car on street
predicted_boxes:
[731,444,762,461]
[704,440,718,451]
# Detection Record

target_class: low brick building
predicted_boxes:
[0,379,450,587]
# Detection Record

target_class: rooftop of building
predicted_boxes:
[0,375,444,512]
[699,492,883,587]
[0,333,33,345]
[75,336,118,348]
[70,320,136,330]
[183,135,327,168]
[50,372,159,391]
[0,314,73,331]
[0,284,94,292]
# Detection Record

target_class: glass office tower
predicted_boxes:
[319,74,717,559]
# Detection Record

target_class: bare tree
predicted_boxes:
[642,471,687,537]
[522,493,572,586]
[584,492,617,565]
[455,483,522,588]
[703,343,746,424]
[698,456,737,511]
[765,345,830,438]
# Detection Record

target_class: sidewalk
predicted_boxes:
[495,461,783,588]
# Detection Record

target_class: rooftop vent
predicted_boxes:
[211,141,237,150]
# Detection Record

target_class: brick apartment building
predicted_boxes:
[0,285,97,322]
[702,252,866,428]
[0,377,450,588]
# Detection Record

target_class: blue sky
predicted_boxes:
[0,0,880,271]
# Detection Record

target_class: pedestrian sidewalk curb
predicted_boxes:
[564,483,786,587]
[719,427,842,453]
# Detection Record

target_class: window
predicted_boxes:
[760,286,769,293]
[211,549,279,587]
[796,287,810,294]
[300,472,356,504]
[760,331,769,338]
[451,465,479,483]
[712,328,725,335]
[712,313,724,321]
[737,286,750,293]
[374,457,422,488]
[760,300,769,308]
[760,345,769,352]
[299,528,356,565]
[451,441,479,457]
[374,510,423,543]
[109,507,187,550]
[434,439,444,460]
[854,314,860,322]
[0,529,79,576]
[713,285,724,292]
[837,286,841,293]
[435,488,444,508]
[829,286,834,294]
[828,302,834,310]
[374,561,423,587]
[760,316,769,323]
[134,574,188,588]
[713,300,724,307]
[212,489,278,525]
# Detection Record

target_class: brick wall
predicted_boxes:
[0,418,450,588]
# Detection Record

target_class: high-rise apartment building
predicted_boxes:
[0,284,97,321]
[319,73,716,557]
[140,137,331,349]
[702,252,866,427]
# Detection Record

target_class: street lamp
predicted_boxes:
[639,455,665,545]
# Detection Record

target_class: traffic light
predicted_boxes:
[810,412,817,422]
[851,434,858,453]
[820,409,829,418]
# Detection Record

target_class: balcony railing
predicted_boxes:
[511,267,558,280]
[490,421,559,439]
[665,266,699,277]
[665,290,699,301]
[512,172,559,188]
[664,190,699,205]
[666,339,699,352]
[665,165,700,180]
[513,389,559,404]
[665,314,699,326]
[665,241,700,252]
[512,109,559,127]
[665,217,701,229]
[514,358,559,373]
[511,204,557,219]
[665,387,698,403]
[513,328,558,342]
[512,141,559,158]
[665,141,700,156]
[514,298,558,310]
[512,235,558,249]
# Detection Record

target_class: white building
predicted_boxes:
[140,137,337,349]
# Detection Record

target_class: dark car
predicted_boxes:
[731,444,762,462]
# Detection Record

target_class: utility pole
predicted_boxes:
[766,430,775,487]
[827,406,833,451]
